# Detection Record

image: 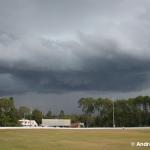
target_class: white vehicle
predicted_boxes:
[19,119,38,127]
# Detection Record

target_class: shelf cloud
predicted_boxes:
[0,0,150,111]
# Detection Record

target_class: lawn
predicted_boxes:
[0,129,149,150]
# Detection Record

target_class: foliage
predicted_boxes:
[18,106,31,119]
[59,110,65,119]
[0,97,19,126]
[45,110,52,119]
[1,96,150,127]
[78,96,150,127]
[31,109,43,125]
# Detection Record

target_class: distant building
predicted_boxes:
[42,119,71,127]
[19,119,38,127]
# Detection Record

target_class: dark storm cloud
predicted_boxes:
[0,0,150,96]
[0,46,150,95]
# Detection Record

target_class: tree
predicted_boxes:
[59,110,65,119]
[78,98,95,115]
[31,109,43,125]
[94,98,112,127]
[78,98,96,127]
[18,106,30,119]
[45,110,52,119]
[0,97,19,126]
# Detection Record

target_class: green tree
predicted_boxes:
[45,110,52,119]
[94,98,112,127]
[78,97,95,115]
[59,110,65,119]
[0,97,19,126]
[31,109,43,125]
[18,106,30,119]
[78,98,96,127]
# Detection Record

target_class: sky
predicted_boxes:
[0,0,150,113]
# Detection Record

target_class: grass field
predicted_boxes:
[0,129,150,150]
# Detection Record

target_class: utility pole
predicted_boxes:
[30,108,32,127]
[113,100,115,128]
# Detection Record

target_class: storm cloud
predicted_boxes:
[0,0,150,98]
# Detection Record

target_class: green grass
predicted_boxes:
[0,129,150,150]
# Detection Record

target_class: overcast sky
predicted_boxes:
[0,0,150,113]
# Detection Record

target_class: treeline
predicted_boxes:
[0,96,150,127]
[0,97,69,126]
[78,96,150,127]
